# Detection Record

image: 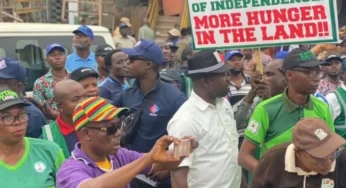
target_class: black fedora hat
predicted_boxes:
[187,50,230,76]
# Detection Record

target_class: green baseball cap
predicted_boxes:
[0,88,29,111]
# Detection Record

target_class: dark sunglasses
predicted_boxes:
[86,125,120,136]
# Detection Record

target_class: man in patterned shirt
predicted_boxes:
[317,54,343,96]
[33,43,69,115]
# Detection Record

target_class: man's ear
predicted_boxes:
[285,71,293,81]
[56,101,63,113]
[200,77,211,88]
[80,128,91,141]
[146,61,152,69]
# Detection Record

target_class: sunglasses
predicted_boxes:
[86,125,120,136]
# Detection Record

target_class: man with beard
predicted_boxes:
[33,43,69,116]
[113,40,186,188]
[239,48,335,174]
[99,49,129,100]
[226,50,251,107]
[169,50,241,188]
[317,54,343,96]
[56,97,198,188]
[66,25,97,72]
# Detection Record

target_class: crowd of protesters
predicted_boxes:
[1,17,346,188]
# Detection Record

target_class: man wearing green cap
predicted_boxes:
[57,97,197,188]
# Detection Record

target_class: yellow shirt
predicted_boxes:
[95,158,112,171]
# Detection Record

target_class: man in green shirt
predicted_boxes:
[238,48,335,173]
[138,18,154,41]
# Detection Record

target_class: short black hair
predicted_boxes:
[104,49,122,69]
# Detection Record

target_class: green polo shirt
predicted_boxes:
[245,89,335,156]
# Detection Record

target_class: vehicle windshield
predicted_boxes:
[0,35,106,92]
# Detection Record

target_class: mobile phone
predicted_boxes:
[173,139,192,158]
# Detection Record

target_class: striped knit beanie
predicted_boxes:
[73,97,128,131]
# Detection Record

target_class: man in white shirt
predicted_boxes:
[326,70,346,139]
[168,50,241,188]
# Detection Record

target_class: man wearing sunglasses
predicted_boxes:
[56,97,197,188]
[239,47,335,174]
[251,117,346,188]
[112,39,186,188]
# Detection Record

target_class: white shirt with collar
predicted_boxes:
[326,83,346,121]
[167,91,241,188]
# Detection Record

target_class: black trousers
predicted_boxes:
[130,178,171,188]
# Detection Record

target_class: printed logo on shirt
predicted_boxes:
[149,104,160,116]
[248,120,260,135]
[226,108,233,118]
[34,161,46,173]
[321,178,334,188]
[314,129,328,140]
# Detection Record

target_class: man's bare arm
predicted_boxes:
[171,167,189,188]
[238,139,259,173]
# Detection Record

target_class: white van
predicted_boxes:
[0,23,115,95]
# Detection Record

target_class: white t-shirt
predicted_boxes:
[167,91,241,188]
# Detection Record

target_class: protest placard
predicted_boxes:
[188,0,339,50]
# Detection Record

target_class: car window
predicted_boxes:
[0,35,106,91]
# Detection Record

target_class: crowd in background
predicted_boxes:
[1,16,346,188]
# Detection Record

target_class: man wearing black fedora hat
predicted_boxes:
[168,50,241,188]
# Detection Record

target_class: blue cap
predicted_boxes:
[225,50,243,60]
[122,40,164,65]
[0,58,26,83]
[275,51,288,59]
[46,43,65,56]
[119,23,128,28]
[73,25,94,40]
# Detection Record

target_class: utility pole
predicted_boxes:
[0,1,3,22]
